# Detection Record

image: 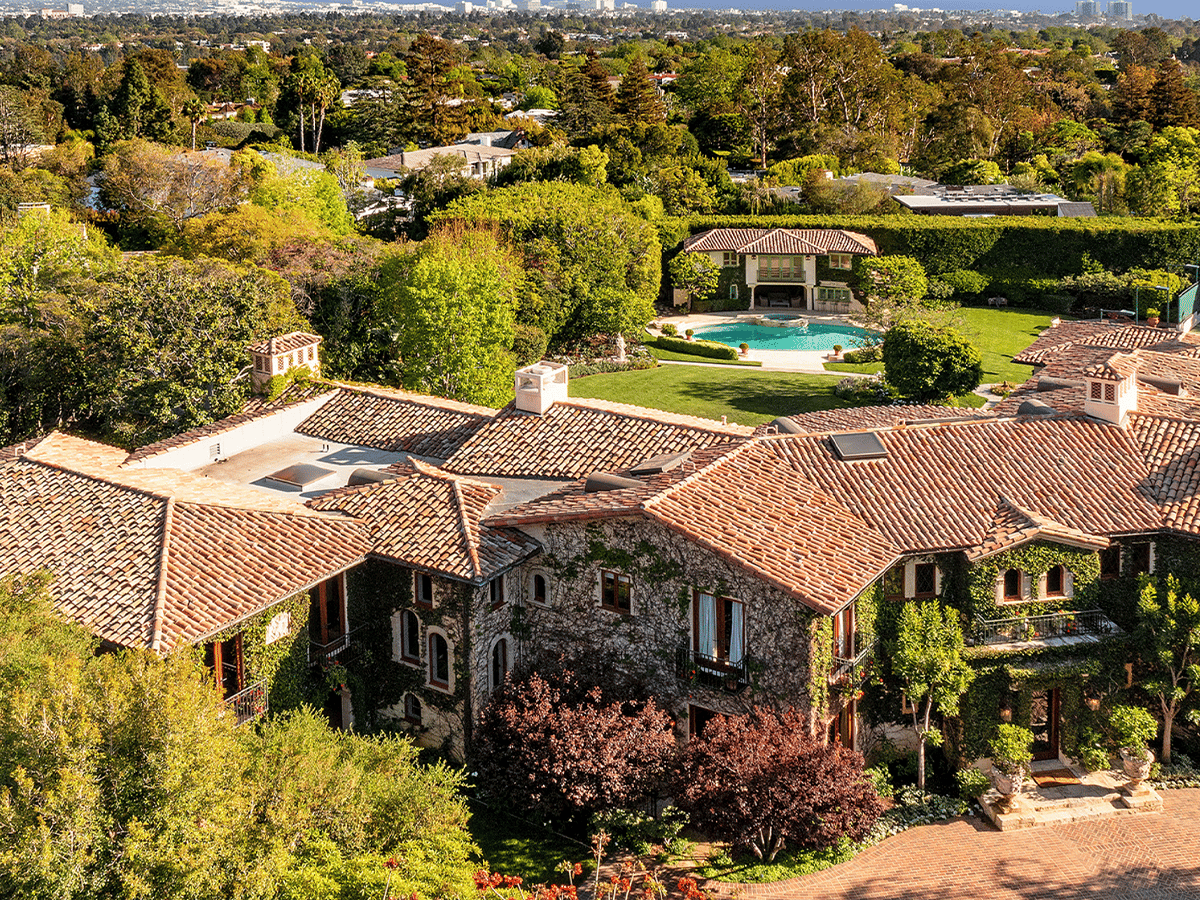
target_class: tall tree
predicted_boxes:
[891,600,974,791]
[378,226,520,407]
[1135,576,1200,763]
[182,97,206,151]
[615,56,665,125]
[1149,60,1200,130]
[737,41,783,168]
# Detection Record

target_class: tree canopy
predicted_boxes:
[882,320,984,403]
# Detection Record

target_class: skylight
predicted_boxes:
[829,432,887,461]
[265,464,335,487]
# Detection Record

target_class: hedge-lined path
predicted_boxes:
[703,788,1200,900]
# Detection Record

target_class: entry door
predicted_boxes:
[1030,688,1060,760]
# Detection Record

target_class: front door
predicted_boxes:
[1030,688,1060,760]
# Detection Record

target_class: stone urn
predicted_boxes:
[1121,747,1154,786]
[991,767,1025,809]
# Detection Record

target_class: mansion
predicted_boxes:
[4,318,1200,766]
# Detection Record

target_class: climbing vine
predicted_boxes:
[966,542,1101,622]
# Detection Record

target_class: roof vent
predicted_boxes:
[829,431,887,461]
[772,416,807,434]
[1017,399,1058,417]
[628,450,691,477]
[1138,375,1186,397]
[584,472,645,493]
[347,467,399,487]
[515,361,569,415]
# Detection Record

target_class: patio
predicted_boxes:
[979,758,1163,831]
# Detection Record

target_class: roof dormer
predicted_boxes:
[1083,352,1138,426]
[248,332,323,391]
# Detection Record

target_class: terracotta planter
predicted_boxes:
[1146,316,1160,327]
[1121,748,1154,786]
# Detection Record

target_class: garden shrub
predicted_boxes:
[512,323,549,366]
[675,708,882,862]
[882,321,983,402]
[842,346,883,364]
[472,665,677,829]
[941,269,991,296]
[588,806,689,855]
[653,335,739,361]
[1078,728,1111,772]
[834,374,896,403]
[660,322,678,336]
[863,765,894,800]
[953,767,991,800]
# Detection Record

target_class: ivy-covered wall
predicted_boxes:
[345,559,419,730]
[200,590,318,715]
[963,543,1101,624]
[505,518,826,736]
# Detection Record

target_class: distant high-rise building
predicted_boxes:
[1074,0,1097,15]
[1107,0,1132,18]
[649,0,666,10]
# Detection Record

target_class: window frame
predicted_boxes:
[399,610,421,665]
[530,571,549,606]
[308,574,345,650]
[1099,545,1120,580]
[403,693,422,725]
[1128,542,1152,575]
[913,563,937,598]
[1045,565,1065,597]
[692,590,745,667]
[721,250,738,267]
[600,569,632,615]
[490,636,509,691]
[203,633,244,699]
[1002,568,1023,602]
[428,631,451,690]
[828,252,853,270]
[489,575,505,611]
[415,571,434,608]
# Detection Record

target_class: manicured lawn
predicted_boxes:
[822,307,1060,384]
[569,366,858,425]
[470,801,590,884]
[697,839,859,884]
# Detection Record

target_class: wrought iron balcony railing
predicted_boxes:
[971,609,1120,647]
[226,680,268,725]
[676,646,750,692]
[309,626,367,667]
[829,639,876,689]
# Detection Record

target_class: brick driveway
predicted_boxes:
[706,789,1200,900]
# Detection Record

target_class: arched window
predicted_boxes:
[491,638,508,691]
[403,693,422,724]
[1045,565,1065,596]
[429,633,450,688]
[729,283,738,300]
[532,573,548,605]
[400,610,420,664]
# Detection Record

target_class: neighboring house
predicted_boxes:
[8,319,1200,770]
[457,130,530,150]
[363,144,516,180]
[682,227,878,311]
[893,184,1096,217]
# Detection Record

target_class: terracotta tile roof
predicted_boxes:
[778,405,992,434]
[1,434,370,652]
[443,398,753,479]
[124,382,336,465]
[770,418,1163,553]
[682,228,877,257]
[965,499,1110,561]
[308,459,538,583]
[1083,351,1139,381]
[1130,415,1200,534]
[738,231,825,255]
[247,331,323,354]
[296,386,496,460]
[1013,321,1199,365]
[683,229,770,253]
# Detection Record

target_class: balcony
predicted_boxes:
[676,646,750,692]
[226,680,268,725]
[829,639,876,690]
[970,609,1120,650]
[755,271,806,284]
[309,626,366,667]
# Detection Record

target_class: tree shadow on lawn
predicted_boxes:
[670,373,857,420]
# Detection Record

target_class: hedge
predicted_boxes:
[653,335,740,361]
[684,215,1200,277]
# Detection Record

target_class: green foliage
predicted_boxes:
[250,165,355,235]
[588,806,689,855]
[954,767,991,800]
[1109,704,1158,753]
[990,724,1034,775]
[667,251,720,301]
[653,334,739,361]
[0,571,96,691]
[766,154,840,186]
[882,320,983,403]
[941,269,992,296]
[1135,574,1200,758]
[512,323,549,367]
[965,542,1101,624]
[432,182,660,349]
[1078,728,1112,772]
[378,228,519,407]
[842,346,883,364]
[863,765,894,800]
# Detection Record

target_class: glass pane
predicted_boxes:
[1030,690,1052,755]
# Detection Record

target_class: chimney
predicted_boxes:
[514,361,568,415]
[249,332,323,392]
[1083,354,1137,426]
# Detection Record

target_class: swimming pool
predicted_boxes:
[693,319,876,352]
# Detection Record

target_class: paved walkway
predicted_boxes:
[705,789,1200,900]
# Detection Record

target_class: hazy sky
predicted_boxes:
[683,0,1192,21]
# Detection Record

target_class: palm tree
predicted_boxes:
[182,98,206,151]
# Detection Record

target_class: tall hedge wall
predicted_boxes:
[684,215,1200,277]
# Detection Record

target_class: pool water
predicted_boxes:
[694,320,875,352]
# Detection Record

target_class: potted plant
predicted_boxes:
[685,328,695,341]
[1110,704,1157,786]
[990,724,1034,809]
[832,344,843,359]
[1145,308,1161,327]
[739,342,749,356]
